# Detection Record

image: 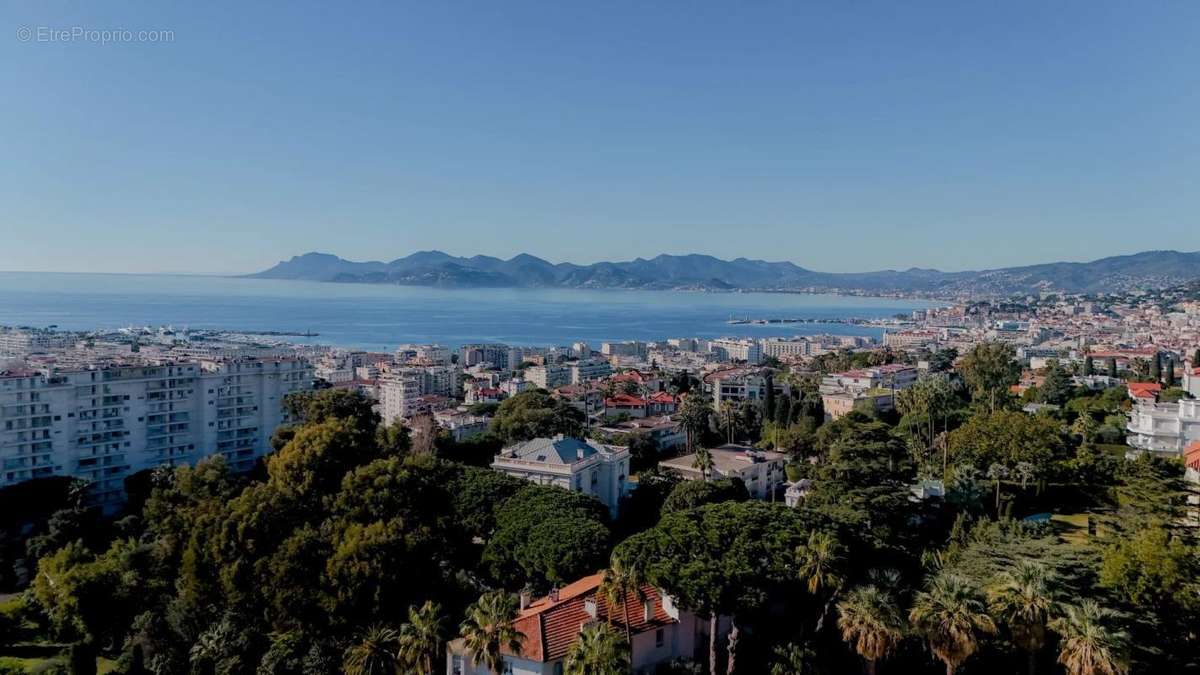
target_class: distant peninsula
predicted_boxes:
[247,249,1200,297]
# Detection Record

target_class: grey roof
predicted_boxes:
[506,435,598,465]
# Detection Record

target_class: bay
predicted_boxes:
[0,273,939,351]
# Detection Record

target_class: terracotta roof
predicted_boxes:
[1128,382,1163,399]
[605,394,647,407]
[508,573,674,663]
[1185,441,1200,470]
[648,391,678,404]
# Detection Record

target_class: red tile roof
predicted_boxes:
[648,391,678,404]
[1128,382,1163,400]
[508,573,674,663]
[1185,441,1200,470]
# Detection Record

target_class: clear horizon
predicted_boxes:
[3,1,1199,274]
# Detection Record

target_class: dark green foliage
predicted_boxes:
[490,390,586,442]
[482,485,611,590]
[660,478,749,514]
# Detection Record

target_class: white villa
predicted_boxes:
[491,435,629,518]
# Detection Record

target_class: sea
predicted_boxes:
[0,273,940,352]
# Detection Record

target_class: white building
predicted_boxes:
[379,372,423,423]
[1127,398,1200,456]
[659,444,787,500]
[526,364,569,390]
[491,435,629,518]
[819,364,918,396]
[0,328,74,356]
[761,337,810,359]
[569,358,613,385]
[709,338,762,364]
[0,358,313,505]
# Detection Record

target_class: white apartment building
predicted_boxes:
[0,329,74,356]
[526,364,569,390]
[569,358,614,384]
[818,364,918,396]
[0,358,313,505]
[459,343,511,370]
[491,435,629,518]
[379,372,423,423]
[761,337,810,359]
[709,338,762,364]
[601,341,646,358]
[1127,398,1200,456]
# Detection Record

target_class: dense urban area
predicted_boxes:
[2,279,1200,675]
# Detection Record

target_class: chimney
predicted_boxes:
[519,589,532,611]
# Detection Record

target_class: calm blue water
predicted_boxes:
[0,273,938,351]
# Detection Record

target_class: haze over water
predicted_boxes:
[0,273,938,351]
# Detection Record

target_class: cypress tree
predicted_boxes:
[1150,352,1162,382]
[763,373,776,421]
[1107,356,1118,378]
[1166,359,1175,387]
[1083,355,1094,376]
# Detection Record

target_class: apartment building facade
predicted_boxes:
[0,357,313,504]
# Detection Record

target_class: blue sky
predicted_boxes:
[2,1,1198,274]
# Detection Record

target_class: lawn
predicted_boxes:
[1049,512,1095,547]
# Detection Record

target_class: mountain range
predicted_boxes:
[247,249,1200,297]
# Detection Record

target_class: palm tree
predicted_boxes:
[343,625,401,675]
[837,585,905,675]
[718,401,740,444]
[678,394,713,453]
[692,446,714,481]
[989,560,1055,675]
[1049,601,1130,675]
[398,601,447,675]
[987,463,1010,513]
[796,531,845,596]
[564,623,630,675]
[598,563,644,651]
[909,574,997,675]
[796,531,845,635]
[460,591,524,675]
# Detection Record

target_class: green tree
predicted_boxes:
[1049,601,1130,675]
[1106,357,1118,378]
[564,623,629,675]
[1150,353,1162,382]
[661,479,748,514]
[989,560,1056,675]
[1039,360,1072,406]
[491,390,585,443]
[909,573,997,675]
[691,447,714,482]
[947,411,1064,482]
[678,395,714,453]
[960,343,1020,412]
[397,601,446,675]
[836,585,905,675]
[342,625,400,675]
[482,485,611,590]
[460,592,524,675]
[1082,356,1094,377]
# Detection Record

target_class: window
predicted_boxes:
[656,628,665,648]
